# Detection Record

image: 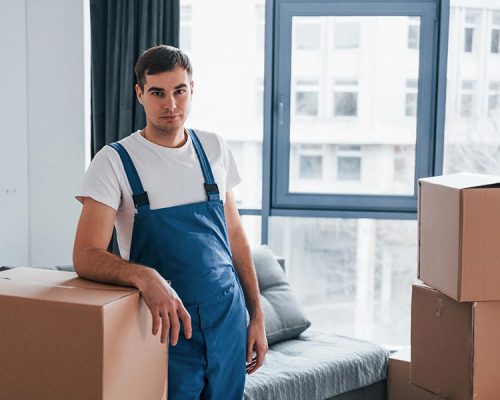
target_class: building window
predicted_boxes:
[333,80,358,117]
[334,22,360,49]
[298,144,324,179]
[492,12,500,54]
[407,16,420,49]
[337,145,361,181]
[460,80,474,118]
[295,79,319,117]
[405,79,418,117]
[180,6,192,52]
[464,10,480,53]
[295,21,321,50]
[488,82,500,118]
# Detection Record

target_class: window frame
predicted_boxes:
[268,0,446,216]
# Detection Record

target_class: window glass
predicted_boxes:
[179,0,265,209]
[289,16,420,196]
[443,2,500,175]
[269,217,418,347]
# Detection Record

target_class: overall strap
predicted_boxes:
[188,129,221,201]
[108,142,150,211]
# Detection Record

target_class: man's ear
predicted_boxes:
[135,84,143,104]
[190,80,194,95]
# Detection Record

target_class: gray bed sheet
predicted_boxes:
[244,330,389,400]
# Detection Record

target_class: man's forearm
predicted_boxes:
[73,248,154,292]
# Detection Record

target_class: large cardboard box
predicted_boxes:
[418,173,500,301]
[411,284,500,399]
[0,267,168,400]
[388,348,444,400]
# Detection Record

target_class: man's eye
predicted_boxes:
[152,92,163,96]
[176,89,186,95]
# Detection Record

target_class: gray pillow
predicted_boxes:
[250,246,311,345]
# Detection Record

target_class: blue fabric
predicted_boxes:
[109,129,247,399]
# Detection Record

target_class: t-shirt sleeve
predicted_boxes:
[75,146,122,211]
[219,136,242,191]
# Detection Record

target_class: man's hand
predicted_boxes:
[245,316,268,374]
[73,197,192,346]
[137,269,192,346]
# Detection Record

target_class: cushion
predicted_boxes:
[251,246,311,345]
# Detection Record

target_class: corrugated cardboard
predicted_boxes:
[0,267,168,400]
[388,347,445,400]
[418,173,500,301]
[410,284,500,399]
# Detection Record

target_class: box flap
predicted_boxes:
[0,267,137,306]
[419,173,500,190]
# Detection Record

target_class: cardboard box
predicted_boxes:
[418,173,500,301]
[411,284,500,399]
[388,347,444,400]
[0,267,168,400]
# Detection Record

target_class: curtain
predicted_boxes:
[90,0,180,156]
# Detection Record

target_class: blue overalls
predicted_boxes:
[108,129,247,400]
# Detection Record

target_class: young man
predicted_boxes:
[73,45,267,399]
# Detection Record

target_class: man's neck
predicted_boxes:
[141,126,187,148]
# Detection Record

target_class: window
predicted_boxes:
[337,145,361,181]
[488,82,500,118]
[295,21,321,50]
[460,80,474,118]
[464,9,480,53]
[256,77,264,116]
[492,12,500,54]
[294,79,319,117]
[405,79,418,116]
[334,22,360,49]
[333,80,358,117]
[407,16,420,49]
[179,6,192,52]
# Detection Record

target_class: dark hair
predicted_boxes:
[134,45,192,92]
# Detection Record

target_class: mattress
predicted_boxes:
[244,330,389,400]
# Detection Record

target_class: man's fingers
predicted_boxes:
[150,306,161,335]
[169,311,181,346]
[160,310,170,344]
[179,306,192,339]
[246,342,254,363]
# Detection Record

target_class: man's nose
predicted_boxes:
[163,94,176,111]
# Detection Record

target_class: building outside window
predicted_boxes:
[492,11,500,54]
[407,16,420,49]
[464,9,480,53]
[333,80,358,117]
[405,79,418,117]
[460,80,474,117]
[294,79,320,117]
[295,21,322,50]
[298,144,324,179]
[337,145,362,181]
[488,81,500,118]
[334,21,360,49]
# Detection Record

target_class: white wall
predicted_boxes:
[0,0,86,266]
[0,0,30,266]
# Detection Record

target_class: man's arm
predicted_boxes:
[73,197,192,345]
[224,191,268,374]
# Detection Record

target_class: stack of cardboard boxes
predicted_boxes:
[389,173,500,400]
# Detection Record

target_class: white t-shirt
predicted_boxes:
[76,129,242,260]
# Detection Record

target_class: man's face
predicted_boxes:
[135,66,194,135]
